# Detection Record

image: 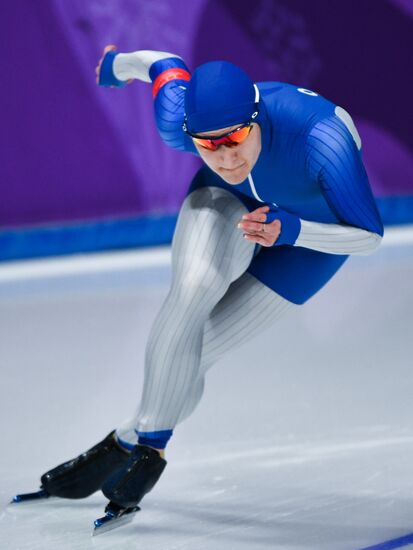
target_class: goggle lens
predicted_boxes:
[192,125,252,151]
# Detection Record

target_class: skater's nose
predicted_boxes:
[218,145,240,168]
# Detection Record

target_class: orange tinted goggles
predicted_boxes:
[191,123,252,151]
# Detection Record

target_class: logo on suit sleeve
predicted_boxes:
[297,88,318,96]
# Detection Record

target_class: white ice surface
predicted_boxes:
[1,236,413,550]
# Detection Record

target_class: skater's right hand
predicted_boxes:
[95,45,134,86]
[238,205,282,247]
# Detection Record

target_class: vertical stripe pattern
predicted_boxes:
[177,272,296,423]
[116,188,296,444]
[295,219,382,255]
[136,187,255,433]
[306,116,383,236]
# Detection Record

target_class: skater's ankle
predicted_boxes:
[137,429,172,454]
[115,435,134,453]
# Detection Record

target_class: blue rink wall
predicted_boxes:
[0,197,412,262]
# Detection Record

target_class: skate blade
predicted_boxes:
[10,489,50,504]
[92,506,140,536]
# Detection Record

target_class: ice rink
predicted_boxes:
[1,228,413,550]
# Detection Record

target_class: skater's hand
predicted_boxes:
[237,205,281,247]
[95,45,134,86]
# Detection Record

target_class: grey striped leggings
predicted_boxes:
[116,187,296,443]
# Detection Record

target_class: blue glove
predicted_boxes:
[98,51,128,88]
[266,208,301,246]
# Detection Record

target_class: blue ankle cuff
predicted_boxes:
[137,429,173,450]
[116,436,136,451]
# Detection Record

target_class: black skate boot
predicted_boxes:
[93,445,166,534]
[102,444,167,508]
[40,430,131,499]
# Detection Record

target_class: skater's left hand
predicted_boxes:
[237,205,281,247]
[95,44,134,86]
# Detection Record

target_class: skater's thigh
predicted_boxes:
[171,186,255,283]
[172,186,248,252]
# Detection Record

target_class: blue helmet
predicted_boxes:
[184,61,259,134]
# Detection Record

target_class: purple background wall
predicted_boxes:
[1,0,412,234]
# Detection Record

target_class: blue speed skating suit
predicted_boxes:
[105,53,384,304]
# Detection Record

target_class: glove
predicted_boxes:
[98,51,128,88]
[266,207,301,246]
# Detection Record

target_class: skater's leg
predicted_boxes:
[202,272,295,373]
[116,187,255,449]
[177,273,297,422]
[118,274,296,440]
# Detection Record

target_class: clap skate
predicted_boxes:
[11,430,130,503]
[93,444,166,535]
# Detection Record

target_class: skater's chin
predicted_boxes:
[218,162,249,184]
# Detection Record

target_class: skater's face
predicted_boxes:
[193,123,262,185]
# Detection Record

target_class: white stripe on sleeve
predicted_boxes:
[113,50,182,82]
[295,219,382,255]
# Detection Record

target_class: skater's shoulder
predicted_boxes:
[257,81,336,135]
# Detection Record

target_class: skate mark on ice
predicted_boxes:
[174,436,413,469]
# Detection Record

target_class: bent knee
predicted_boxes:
[186,186,247,221]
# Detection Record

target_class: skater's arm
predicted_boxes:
[97,46,195,153]
[96,45,184,85]
[240,116,383,253]
[240,206,381,254]
[292,219,382,255]
[296,115,383,254]
[112,50,183,82]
